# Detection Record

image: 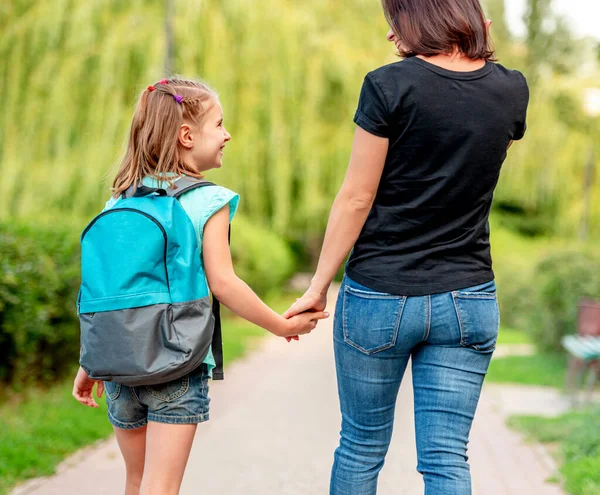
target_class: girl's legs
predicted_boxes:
[139,422,198,495]
[105,365,209,495]
[113,425,147,495]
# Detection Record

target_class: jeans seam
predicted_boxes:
[345,285,400,299]
[392,297,406,347]
[130,387,144,407]
[451,292,467,346]
[107,410,148,430]
[147,412,209,423]
[106,382,121,401]
[423,295,431,341]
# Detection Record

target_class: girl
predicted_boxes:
[285,0,529,493]
[72,77,328,495]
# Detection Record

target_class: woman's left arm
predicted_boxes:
[284,127,388,318]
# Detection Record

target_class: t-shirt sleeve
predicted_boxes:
[179,185,240,244]
[199,186,239,226]
[102,196,118,212]
[353,72,390,138]
[511,71,529,141]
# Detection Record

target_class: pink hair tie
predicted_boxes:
[147,85,155,92]
[159,79,168,84]
[173,94,183,104]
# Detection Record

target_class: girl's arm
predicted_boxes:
[284,127,389,318]
[203,206,328,337]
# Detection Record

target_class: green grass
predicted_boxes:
[487,352,568,388]
[509,409,600,494]
[0,290,300,495]
[488,324,568,388]
[0,378,113,495]
[497,326,533,345]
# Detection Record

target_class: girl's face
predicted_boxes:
[386,28,407,54]
[188,101,231,173]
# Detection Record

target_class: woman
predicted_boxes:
[284,0,529,493]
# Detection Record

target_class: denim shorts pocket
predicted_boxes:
[342,285,406,355]
[145,374,190,402]
[451,290,500,351]
[105,381,121,401]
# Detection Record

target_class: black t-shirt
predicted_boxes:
[346,56,529,296]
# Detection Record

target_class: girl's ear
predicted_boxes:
[485,19,492,35]
[178,123,194,149]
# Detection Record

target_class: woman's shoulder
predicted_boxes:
[487,62,529,104]
[489,62,527,85]
[366,58,420,82]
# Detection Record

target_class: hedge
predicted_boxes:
[0,216,295,389]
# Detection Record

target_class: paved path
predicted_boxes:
[14,290,565,495]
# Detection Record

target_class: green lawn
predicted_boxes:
[488,326,569,388]
[509,410,600,495]
[497,326,533,345]
[0,290,300,495]
[487,352,568,388]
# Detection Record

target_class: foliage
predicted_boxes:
[229,215,296,297]
[1,0,599,243]
[0,217,295,389]
[509,409,600,495]
[0,222,81,388]
[0,0,389,243]
[526,249,600,352]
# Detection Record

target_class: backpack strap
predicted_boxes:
[122,178,214,200]
[168,176,227,380]
[167,177,215,198]
[122,183,168,199]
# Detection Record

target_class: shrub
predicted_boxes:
[526,249,600,352]
[229,215,296,296]
[0,216,296,389]
[0,223,81,388]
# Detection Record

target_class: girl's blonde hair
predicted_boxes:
[112,77,218,198]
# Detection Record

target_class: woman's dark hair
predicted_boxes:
[381,0,496,61]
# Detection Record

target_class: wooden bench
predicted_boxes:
[562,299,600,405]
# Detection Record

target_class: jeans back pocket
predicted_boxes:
[104,381,122,401]
[451,288,500,352]
[145,374,190,402]
[342,284,406,355]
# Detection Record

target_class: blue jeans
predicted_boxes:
[330,276,499,495]
[104,364,211,429]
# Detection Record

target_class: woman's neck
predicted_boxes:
[416,52,486,72]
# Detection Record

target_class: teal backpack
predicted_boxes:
[77,177,225,386]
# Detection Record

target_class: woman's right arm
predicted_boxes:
[203,206,328,337]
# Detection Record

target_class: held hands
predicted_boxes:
[281,287,329,342]
[280,309,329,340]
[72,366,104,408]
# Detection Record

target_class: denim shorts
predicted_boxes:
[104,364,211,430]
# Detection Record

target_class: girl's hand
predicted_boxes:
[280,310,329,338]
[72,366,104,408]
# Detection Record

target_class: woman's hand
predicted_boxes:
[279,309,329,338]
[283,288,328,319]
[281,288,328,342]
[72,366,104,408]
